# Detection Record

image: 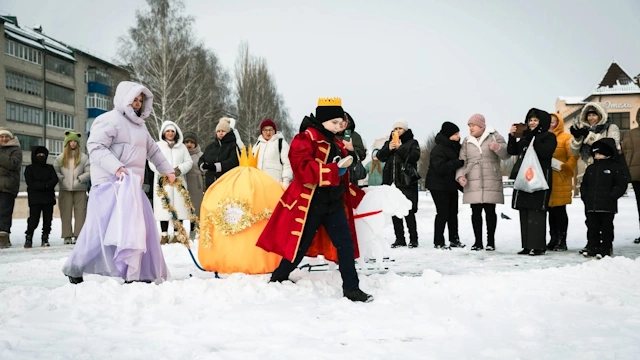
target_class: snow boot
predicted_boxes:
[449,236,466,248]
[41,234,50,247]
[634,237,640,244]
[64,237,73,245]
[546,231,558,250]
[434,244,450,250]
[391,240,407,248]
[0,231,9,249]
[529,249,545,256]
[160,232,170,245]
[24,233,33,249]
[343,288,374,303]
[71,236,77,245]
[485,245,495,251]
[471,244,483,251]
[68,276,84,284]
[517,248,530,255]
[553,232,568,251]
[408,241,419,248]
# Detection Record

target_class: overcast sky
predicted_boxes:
[2,0,639,146]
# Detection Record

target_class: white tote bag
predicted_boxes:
[513,137,549,193]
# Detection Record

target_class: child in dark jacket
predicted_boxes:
[24,146,58,248]
[580,138,628,258]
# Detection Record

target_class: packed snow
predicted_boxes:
[1,190,640,359]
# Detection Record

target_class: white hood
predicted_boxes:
[158,120,184,145]
[113,81,154,125]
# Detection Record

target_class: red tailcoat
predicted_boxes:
[256,127,365,262]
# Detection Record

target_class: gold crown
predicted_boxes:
[317,97,342,107]
[237,145,259,168]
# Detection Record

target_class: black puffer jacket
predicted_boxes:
[24,146,58,206]
[425,133,463,192]
[0,136,22,197]
[508,108,557,211]
[199,131,240,188]
[580,138,628,213]
[377,129,421,212]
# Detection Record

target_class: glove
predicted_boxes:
[174,167,181,177]
[522,129,533,140]
[339,168,347,176]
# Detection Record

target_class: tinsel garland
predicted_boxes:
[156,175,199,248]
[199,198,272,249]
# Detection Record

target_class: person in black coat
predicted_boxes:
[580,138,628,258]
[24,146,58,248]
[377,119,421,248]
[508,108,557,256]
[199,118,240,189]
[425,122,465,249]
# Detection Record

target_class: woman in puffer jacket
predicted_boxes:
[508,108,557,256]
[546,112,578,251]
[54,131,90,245]
[253,119,293,187]
[150,120,193,244]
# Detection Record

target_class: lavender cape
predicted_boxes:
[62,173,168,282]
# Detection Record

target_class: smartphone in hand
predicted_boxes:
[343,129,352,142]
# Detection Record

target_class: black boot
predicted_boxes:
[343,288,374,303]
[41,234,50,247]
[554,232,568,251]
[68,276,84,284]
[518,248,530,255]
[391,241,407,248]
[546,231,558,250]
[449,236,466,248]
[24,233,33,249]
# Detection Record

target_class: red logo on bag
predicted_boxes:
[525,167,534,181]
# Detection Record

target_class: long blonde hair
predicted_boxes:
[369,159,382,174]
[62,144,80,168]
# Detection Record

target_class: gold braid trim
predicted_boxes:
[199,198,272,249]
[156,175,200,249]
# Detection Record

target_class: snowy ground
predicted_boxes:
[1,191,640,359]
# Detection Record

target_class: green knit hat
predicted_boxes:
[64,131,82,147]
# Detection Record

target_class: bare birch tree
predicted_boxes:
[118,0,231,139]
[234,42,293,144]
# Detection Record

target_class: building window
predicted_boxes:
[46,56,74,78]
[6,102,44,125]
[5,70,42,96]
[15,134,43,151]
[85,68,112,86]
[4,38,42,65]
[85,93,110,110]
[609,112,630,130]
[46,138,64,156]
[47,110,75,129]
[45,82,75,106]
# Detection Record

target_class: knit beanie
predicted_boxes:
[64,131,81,147]
[392,119,409,130]
[216,118,232,133]
[260,118,277,132]
[315,97,344,124]
[0,127,14,139]
[183,131,198,145]
[592,139,614,158]
[468,114,486,128]
[440,122,460,138]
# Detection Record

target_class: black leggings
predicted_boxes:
[548,205,568,234]
[470,203,497,247]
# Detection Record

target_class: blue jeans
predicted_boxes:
[270,206,360,290]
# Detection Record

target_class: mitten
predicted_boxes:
[174,167,181,177]
[569,125,580,138]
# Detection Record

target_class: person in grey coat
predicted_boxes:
[508,108,557,256]
[183,131,204,239]
[455,114,510,251]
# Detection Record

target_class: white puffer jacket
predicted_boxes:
[253,132,293,186]
[149,121,193,221]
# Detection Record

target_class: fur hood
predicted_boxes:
[577,102,608,128]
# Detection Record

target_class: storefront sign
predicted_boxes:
[603,101,633,109]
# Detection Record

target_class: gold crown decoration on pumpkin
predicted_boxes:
[237,145,259,167]
[317,97,342,107]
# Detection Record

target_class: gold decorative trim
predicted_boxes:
[279,199,297,210]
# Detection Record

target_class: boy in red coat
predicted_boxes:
[256,98,373,303]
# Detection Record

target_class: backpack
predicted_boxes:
[255,138,284,165]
